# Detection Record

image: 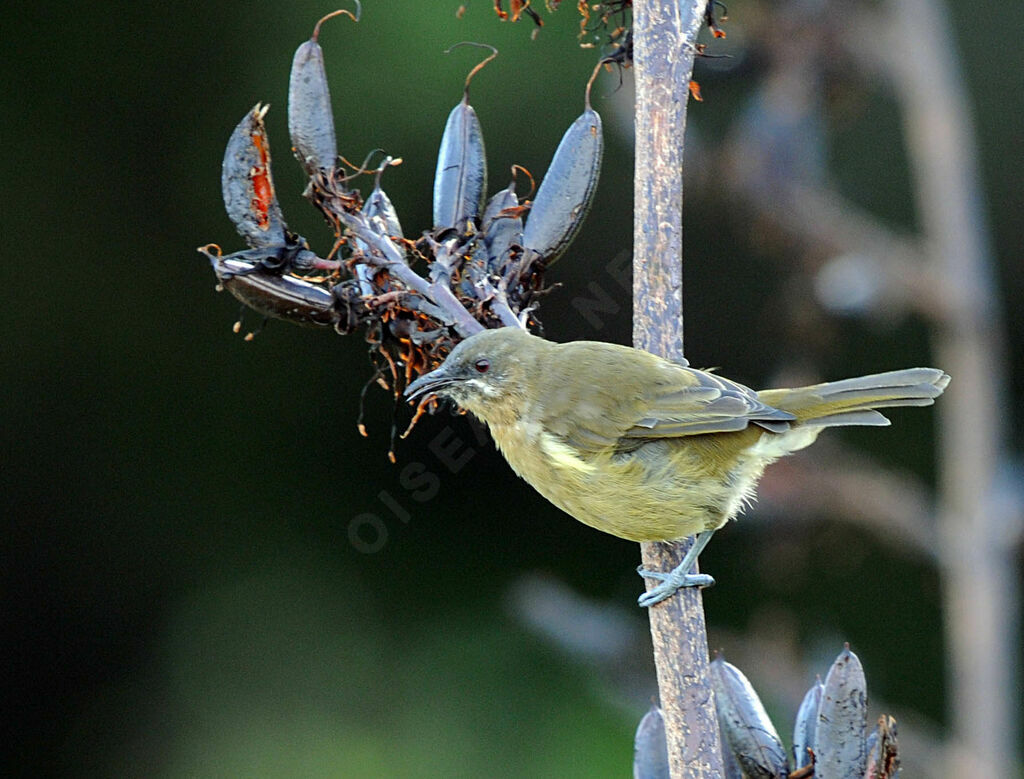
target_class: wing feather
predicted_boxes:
[535,342,794,453]
[623,368,795,439]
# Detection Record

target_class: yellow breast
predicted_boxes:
[487,420,768,542]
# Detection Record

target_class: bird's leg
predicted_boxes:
[636,530,716,607]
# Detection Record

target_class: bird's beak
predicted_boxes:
[405,365,457,402]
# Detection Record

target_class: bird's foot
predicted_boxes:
[635,530,717,607]
[636,566,715,607]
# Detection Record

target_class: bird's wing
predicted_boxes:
[621,367,796,439]
[538,345,795,454]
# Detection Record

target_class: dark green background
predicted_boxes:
[3,1,1021,775]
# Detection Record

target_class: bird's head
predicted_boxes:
[405,327,548,425]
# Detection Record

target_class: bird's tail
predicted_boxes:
[757,368,950,428]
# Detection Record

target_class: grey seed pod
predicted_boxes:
[815,646,869,779]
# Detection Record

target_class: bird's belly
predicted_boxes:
[491,423,767,542]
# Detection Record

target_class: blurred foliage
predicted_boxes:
[1,0,1021,775]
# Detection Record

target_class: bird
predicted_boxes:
[405,328,949,607]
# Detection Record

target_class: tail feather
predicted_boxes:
[758,368,949,428]
[800,409,889,428]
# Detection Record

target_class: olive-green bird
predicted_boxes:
[405,328,949,607]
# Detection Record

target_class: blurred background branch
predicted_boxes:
[890,0,1020,772]
[706,0,1020,771]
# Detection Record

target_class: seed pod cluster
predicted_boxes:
[199,8,606,432]
[676,647,901,778]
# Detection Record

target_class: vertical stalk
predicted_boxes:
[633,1,724,776]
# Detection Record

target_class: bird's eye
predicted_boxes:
[474,358,490,373]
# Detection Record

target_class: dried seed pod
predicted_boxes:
[864,715,900,779]
[354,157,405,295]
[481,179,517,233]
[720,726,745,779]
[215,243,322,278]
[214,101,343,330]
[815,646,869,779]
[222,104,289,248]
[632,706,669,779]
[363,160,405,241]
[432,43,495,232]
[203,251,340,328]
[865,730,879,777]
[709,656,789,779]
[288,7,359,176]
[792,679,824,770]
[481,167,525,273]
[520,59,605,265]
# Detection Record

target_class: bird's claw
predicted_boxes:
[636,566,715,607]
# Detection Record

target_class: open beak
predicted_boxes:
[405,365,458,402]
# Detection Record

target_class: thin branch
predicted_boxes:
[339,211,484,337]
[339,212,429,294]
[427,282,486,336]
[633,1,724,776]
